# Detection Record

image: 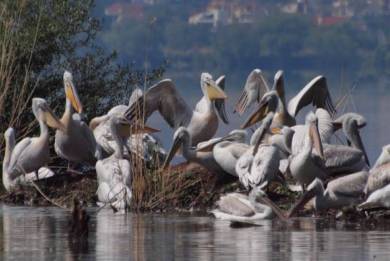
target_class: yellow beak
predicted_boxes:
[65,80,83,113]
[44,109,66,132]
[206,81,228,100]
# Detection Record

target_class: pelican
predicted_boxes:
[235,70,335,128]
[125,73,228,146]
[55,71,100,166]
[372,144,390,169]
[163,127,233,177]
[289,171,368,216]
[2,128,55,191]
[358,183,390,210]
[211,187,286,221]
[96,115,138,210]
[364,145,390,196]
[90,88,165,162]
[329,112,370,167]
[4,98,65,184]
[288,112,328,190]
[236,107,282,189]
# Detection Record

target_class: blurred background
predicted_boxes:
[91,0,389,162]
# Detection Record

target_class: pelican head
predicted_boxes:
[163,127,190,169]
[373,144,390,168]
[200,72,227,101]
[273,70,285,99]
[334,113,369,166]
[4,127,15,141]
[306,112,324,159]
[32,98,66,131]
[64,70,83,113]
[288,178,324,217]
[241,90,278,129]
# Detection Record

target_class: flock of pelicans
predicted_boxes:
[3,69,390,222]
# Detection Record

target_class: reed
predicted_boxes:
[0,2,40,168]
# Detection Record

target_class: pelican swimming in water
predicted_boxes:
[211,186,287,222]
[90,88,165,162]
[235,70,336,128]
[55,71,100,166]
[96,115,151,210]
[4,98,65,185]
[125,73,228,146]
[289,171,368,217]
[2,128,55,191]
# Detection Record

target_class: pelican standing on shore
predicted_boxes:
[55,71,100,167]
[4,98,65,187]
[125,73,228,146]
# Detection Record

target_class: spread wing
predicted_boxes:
[288,76,336,117]
[125,79,192,128]
[234,69,270,115]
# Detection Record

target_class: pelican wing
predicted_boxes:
[250,146,280,187]
[125,79,192,128]
[287,76,336,117]
[216,193,255,217]
[327,171,368,198]
[234,69,270,115]
[365,164,390,195]
[323,144,364,174]
[8,138,32,177]
[75,117,99,159]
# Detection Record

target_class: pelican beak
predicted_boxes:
[65,78,83,113]
[196,132,237,152]
[350,130,370,167]
[163,135,182,169]
[214,75,229,124]
[118,119,160,138]
[44,108,66,132]
[310,121,324,159]
[288,188,316,218]
[241,97,269,129]
[258,195,287,221]
[206,80,228,100]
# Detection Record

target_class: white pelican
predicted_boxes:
[162,127,234,178]
[55,71,100,166]
[364,145,390,196]
[125,73,228,146]
[289,171,368,216]
[90,88,165,162]
[5,98,65,183]
[211,187,286,221]
[235,70,335,128]
[96,115,141,210]
[288,112,328,190]
[236,108,282,189]
[2,128,55,191]
[359,183,390,210]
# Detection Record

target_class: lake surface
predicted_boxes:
[0,205,389,260]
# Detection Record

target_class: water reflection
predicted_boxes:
[1,205,390,260]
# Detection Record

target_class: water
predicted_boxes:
[1,205,390,260]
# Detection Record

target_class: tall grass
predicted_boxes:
[0,2,40,166]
